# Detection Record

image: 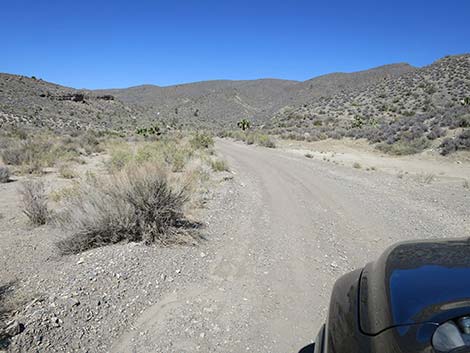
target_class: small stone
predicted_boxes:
[50,317,62,327]
[175,269,181,274]
[5,320,23,336]
[200,252,206,258]
[330,261,338,269]
[77,258,85,265]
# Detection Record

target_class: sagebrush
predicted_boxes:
[56,165,197,254]
[19,179,49,225]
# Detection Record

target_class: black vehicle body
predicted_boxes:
[316,239,470,353]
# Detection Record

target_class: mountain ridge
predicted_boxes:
[0,55,468,138]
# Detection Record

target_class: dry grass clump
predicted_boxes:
[256,134,276,148]
[106,134,212,173]
[136,139,194,172]
[220,130,276,148]
[19,179,49,225]
[210,158,230,172]
[58,164,76,179]
[0,129,110,174]
[49,183,80,202]
[56,165,198,254]
[376,137,431,155]
[190,132,214,150]
[0,166,11,183]
[0,135,79,174]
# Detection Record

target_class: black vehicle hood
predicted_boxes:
[359,238,470,335]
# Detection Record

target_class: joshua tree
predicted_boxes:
[237,119,251,131]
[136,124,161,137]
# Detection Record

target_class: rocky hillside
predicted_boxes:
[266,54,470,154]
[0,74,146,131]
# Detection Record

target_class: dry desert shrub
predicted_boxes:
[19,179,49,225]
[210,158,229,172]
[0,166,10,183]
[56,164,198,254]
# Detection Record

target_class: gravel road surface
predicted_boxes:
[113,139,469,352]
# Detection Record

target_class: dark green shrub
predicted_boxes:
[136,124,162,137]
[237,119,251,131]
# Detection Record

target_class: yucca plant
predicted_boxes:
[237,119,251,131]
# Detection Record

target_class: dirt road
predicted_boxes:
[110,139,468,353]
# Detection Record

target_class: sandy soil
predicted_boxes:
[279,138,470,182]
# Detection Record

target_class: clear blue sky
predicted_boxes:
[1,0,469,89]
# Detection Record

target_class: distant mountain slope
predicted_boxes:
[95,79,299,128]
[95,64,415,128]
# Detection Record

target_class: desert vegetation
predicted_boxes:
[0,127,223,254]
[19,179,49,226]
[0,166,10,183]
[0,126,232,348]
[56,164,195,254]
[237,119,251,131]
[265,55,470,156]
[55,131,222,253]
[219,130,276,148]
[0,128,105,174]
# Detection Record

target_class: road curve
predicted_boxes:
[113,139,468,353]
